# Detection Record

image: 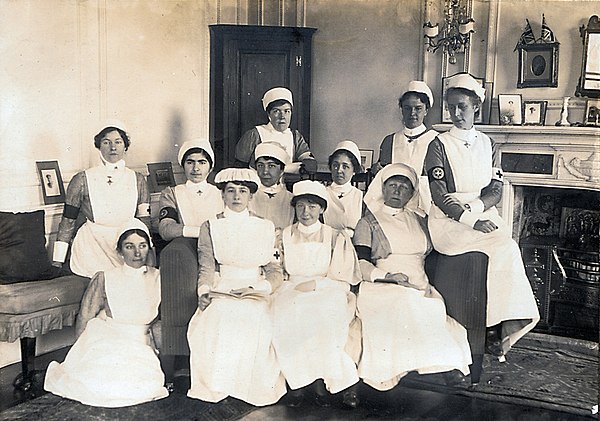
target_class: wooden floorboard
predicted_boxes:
[0,347,592,420]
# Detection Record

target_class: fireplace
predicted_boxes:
[434,124,600,342]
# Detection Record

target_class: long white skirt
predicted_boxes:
[272,280,358,393]
[357,282,472,391]
[187,297,286,406]
[429,205,540,347]
[44,317,168,407]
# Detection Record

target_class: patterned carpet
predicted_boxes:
[402,332,599,417]
[1,333,597,420]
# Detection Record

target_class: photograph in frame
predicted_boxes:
[359,149,374,171]
[584,99,600,126]
[442,74,486,124]
[36,160,66,205]
[523,100,548,125]
[517,43,559,88]
[147,162,176,193]
[498,94,523,125]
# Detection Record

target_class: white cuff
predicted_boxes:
[370,268,388,283]
[284,162,302,174]
[183,225,200,238]
[53,241,69,263]
[466,199,485,214]
[197,284,210,297]
[137,203,150,217]
[459,209,480,228]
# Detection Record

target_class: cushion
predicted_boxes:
[0,210,58,283]
[0,275,89,314]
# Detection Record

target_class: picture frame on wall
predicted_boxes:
[442,74,488,124]
[36,160,66,205]
[584,98,600,126]
[498,94,523,125]
[359,149,374,171]
[147,162,176,193]
[523,100,548,125]
[517,43,559,88]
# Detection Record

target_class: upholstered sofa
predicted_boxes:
[0,210,88,391]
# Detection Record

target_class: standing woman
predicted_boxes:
[424,73,539,358]
[235,87,314,169]
[45,219,168,407]
[373,81,437,214]
[187,168,286,406]
[323,140,364,238]
[273,180,361,408]
[52,120,151,277]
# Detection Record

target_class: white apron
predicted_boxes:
[273,224,358,393]
[187,214,286,406]
[428,131,539,348]
[256,124,294,160]
[70,166,138,277]
[357,209,472,391]
[174,183,223,227]
[44,266,167,407]
[324,185,363,236]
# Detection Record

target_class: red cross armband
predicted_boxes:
[492,167,504,182]
[427,166,445,183]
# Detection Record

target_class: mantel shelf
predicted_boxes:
[433,123,600,137]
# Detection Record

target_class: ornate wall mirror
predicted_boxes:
[576,15,600,98]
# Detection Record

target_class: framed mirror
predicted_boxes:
[576,15,600,98]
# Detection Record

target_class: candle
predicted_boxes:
[424,22,439,38]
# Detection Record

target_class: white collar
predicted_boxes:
[448,126,478,147]
[121,264,148,275]
[382,204,406,216]
[101,158,126,172]
[260,182,285,195]
[185,180,209,193]
[329,180,354,195]
[265,122,291,135]
[297,220,322,234]
[224,207,250,219]
[403,125,427,138]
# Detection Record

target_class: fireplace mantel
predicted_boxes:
[433,124,600,223]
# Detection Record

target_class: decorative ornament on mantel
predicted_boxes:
[423,0,475,65]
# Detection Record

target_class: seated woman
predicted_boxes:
[52,120,151,277]
[323,140,364,237]
[424,73,539,358]
[235,87,315,171]
[157,139,224,385]
[187,168,286,406]
[44,219,168,407]
[272,180,361,409]
[353,163,472,391]
[248,142,294,230]
[158,138,223,241]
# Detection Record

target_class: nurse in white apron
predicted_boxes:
[323,140,364,238]
[373,80,438,214]
[235,87,314,171]
[273,180,361,409]
[424,73,539,357]
[187,168,286,406]
[353,163,472,391]
[157,139,223,241]
[52,120,151,278]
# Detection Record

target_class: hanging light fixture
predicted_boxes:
[423,0,475,64]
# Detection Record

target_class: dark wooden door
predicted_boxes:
[210,25,316,169]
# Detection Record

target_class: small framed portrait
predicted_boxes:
[147,162,176,193]
[498,94,523,126]
[36,160,66,204]
[359,149,374,171]
[523,100,548,125]
[517,43,559,88]
[442,74,487,124]
[584,99,600,126]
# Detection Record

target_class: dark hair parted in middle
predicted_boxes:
[290,194,328,211]
[182,147,213,169]
[328,149,360,175]
[398,91,431,109]
[116,229,152,252]
[94,127,131,150]
[266,99,292,114]
[216,180,259,194]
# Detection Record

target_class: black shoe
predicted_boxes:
[286,389,304,408]
[313,380,331,407]
[485,329,504,357]
[342,390,360,409]
[443,369,468,386]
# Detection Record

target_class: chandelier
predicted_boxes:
[423,0,475,64]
